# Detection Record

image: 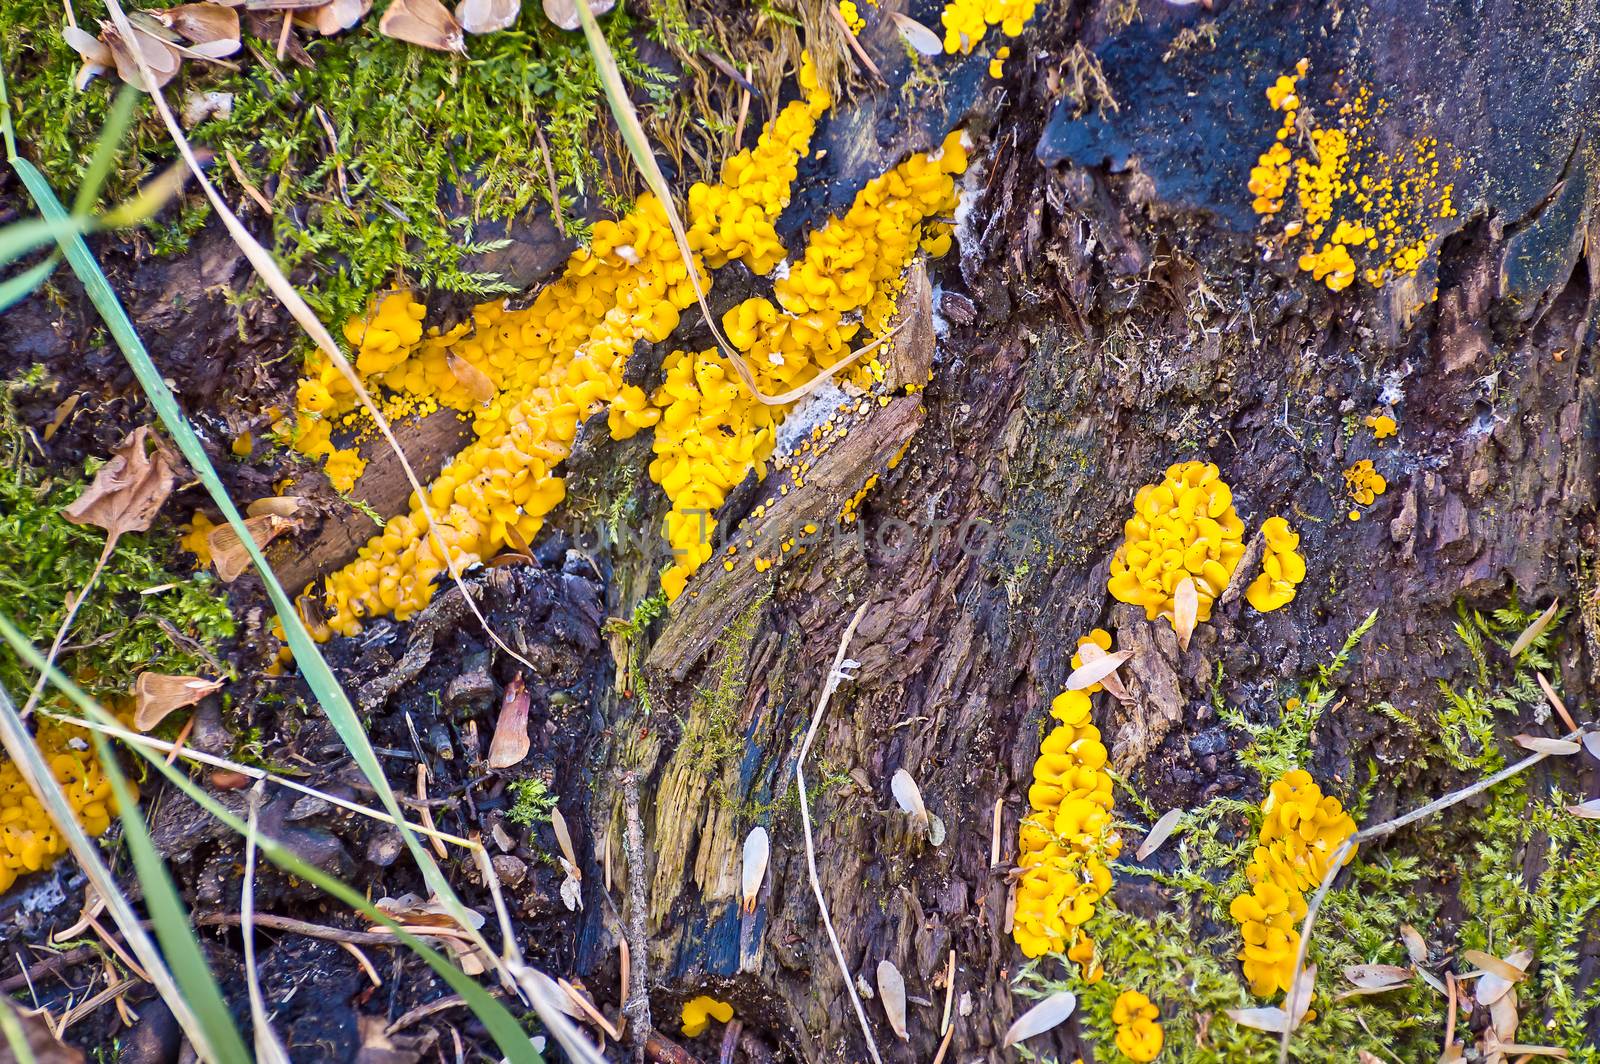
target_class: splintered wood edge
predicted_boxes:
[269,407,474,592]
[648,393,926,680]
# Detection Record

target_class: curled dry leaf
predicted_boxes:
[373,892,487,929]
[1400,923,1429,966]
[558,858,583,911]
[876,960,909,1040]
[1584,732,1600,761]
[64,24,113,65]
[446,351,497,403]
[741,825,769,915]
[1073,641,1128,700]
[540,0,614,31]
[1509,599,1559,658]
[1065,648,1133,692]
[1172,575,1198,652]
[207,513,298,581]
[487,674,531,769]
[1344,963,1411,989]
[245,495,303,519]
[156,3,241,51]
[296,0,372,34]
[62,426,179,549]
[1284,963,1316,1029]
[1566,799,1600,820]
[1226,1006,1290,1033]
[889,12,942,55]
[456,0,520,33]
[1136,807,1183,861]
[1513,735,1581,756]
[1489,986,1518,1042]
[101,20,182,91]
[550,804,578,872]
[378,0,465,51]
[1001,990,1076,1047]
[1535,672,1577,732]
[890,768,930,833]
[1466,948,1532,1006]
[134,672,221,731]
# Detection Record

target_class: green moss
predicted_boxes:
[506,777,558,828]
[673,591,768,803]
[0,1,679,326]
[0,371,236,705]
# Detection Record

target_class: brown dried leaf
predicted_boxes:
[1225,1006,1290,1033]
[889,12,941,55]
[455,0,519,33]
[1065,648,1134,691]
[134,672,221,731]
[1584,732,1600,761]
[207,513,297,581]
[1489,986,1518,1042]
[1509,599,1559,658]
[1344,963,1411,989]
[1285,963,1316,1029]
[62,426,179,547]
[1136,807,1184,861]
[302,0,372,33]
[1002,991,1076,1046]
[741,825,768,915]
[1512,735,1580,756]
[372,892,486,930]
[539,0,613,31]
[158,3,241,49]
[487,674,530,769]
[1173,575,1198,652]
[1567,799,1600,820]
[245,496,303,518]
[1400,923,1430,966]
[62,24,113,66]
[549,803,577,871]
[1534,673,1577,732]
[101,21,182,90]
[1072,642,1128,700]
[378,0,464,51]
[446,351,497,403]
[876,960,908,1040]
[1467,948,1533,1006]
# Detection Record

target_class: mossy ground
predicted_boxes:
[0,368,235,706]
[0,0,800,327]
[1018,602,1599,1063]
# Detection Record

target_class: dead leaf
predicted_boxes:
[1173,575,1198,652]
[63,24,113,65]
[446,351,497,403]
[558,861,582,911]
[1534,673,1577,732]
[378,0,465,51]
[540,0,614,31]
[1508,600,1559,657]
[877,960,909,1040]
[549,803,577,871]
[1065,648,1134,691]
[1466,948,1532,1006]
[741,825,769,915]
[1512,735,1580,756]
[890,768,932,836]
[100,20,182,90]
[487,674,530,769]
[372,892,486,930]
[1344,964,1411,989]
[1136,807,1184,861]
[1584,732,1600,761]
[1285,963,1316,1029]
[295,0,372,34]
[134,672,222,731]
[62,426,179,550]
[207,513,298,581]
[889,11,941,55]
[455,0,519,32]
[1566,799,1600,820]
[1226,1006,1291,1033]
[1001,991,1076,1047]
[156,3,241,50]
[245,496,303,518]
[1400,924,1430,966]
[1489,986,1518,1041]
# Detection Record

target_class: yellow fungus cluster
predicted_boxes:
[180,510,217,567]
[989,45,1010,79]
[0,720,125,895]
[1249,62,1460,292]
[1111,990,1164,1062]
[1228,770,1356,997]
[1107,461,1246,626]
[1343,459,1386,520]
[679,995,733,1038]
[1012,650,1120,975]
[288,58,841,634]
[1245,516,1305,613]
[838,0,864,34]
[939,0,1036,55]
[1365,412,1397,439]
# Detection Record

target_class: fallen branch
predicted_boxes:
[796,602,880,1064]
[621,771,654,1062]
[1277,726,1592,1064]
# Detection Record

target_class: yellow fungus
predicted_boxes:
[838,0,865,34]
[1364,412,1397,439]
[1107,461,1245,626]
[988,45,1010,79]
[1343,459,1387,509]
[939,0,1037,55]
[1245,516,1305,613]
[680,995,733,1038]
[179,510,217,567]
[1112,989,1164,1061]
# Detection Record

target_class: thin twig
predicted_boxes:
[796,602,879,1064]
[620,772,653,1062]
[1276,727,1591,1064]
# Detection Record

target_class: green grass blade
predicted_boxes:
[0,675,218,1060]
[0,614,544,1064]
[0,217,84,269]
[0,253,59,313]
[0,998,40,1064]
[72,86,140,218]
[91,729,252,1063]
